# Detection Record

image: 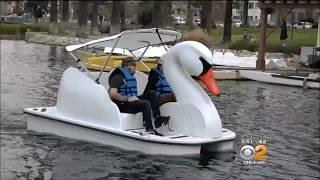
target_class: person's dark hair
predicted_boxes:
[122,57,136,67]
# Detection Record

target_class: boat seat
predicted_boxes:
[120,112,144,130]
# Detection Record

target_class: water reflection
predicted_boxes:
[48,46,57,64]
[198,152,236,167]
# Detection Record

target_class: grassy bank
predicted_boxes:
[210,27,317,54]
[0,23,49,35]
[180,27,317,54]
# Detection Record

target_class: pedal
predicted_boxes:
[139,131,146,136]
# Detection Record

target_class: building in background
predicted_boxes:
[171,1,187,20]
[272,7,320,26]
[232,0,319,27]
[171,1,225,26]
[232,0,262,27]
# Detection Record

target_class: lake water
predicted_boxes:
[1,40,319,180]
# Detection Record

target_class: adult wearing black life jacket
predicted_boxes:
[144,59,176,105]
[108,57,170,136]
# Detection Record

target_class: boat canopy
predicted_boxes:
[66,28,182,53]
[103,45,170,58]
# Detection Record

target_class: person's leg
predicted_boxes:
[117,101,153,130]
[138,90,160,118]
[117,101,163,136]
[139,90,170,128]
[159,93,176,106]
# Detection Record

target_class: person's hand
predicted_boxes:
[127,96,139,102]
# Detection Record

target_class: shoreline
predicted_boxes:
[2,32,318,74]
[0,34,25,40]
[24,32,92,46]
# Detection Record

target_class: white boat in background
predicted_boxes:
[23,28,236,156]
[239,70,320,89]
[212,51,288,69]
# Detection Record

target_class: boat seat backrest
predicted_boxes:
[134,71,148,96]
[62,68,147,130]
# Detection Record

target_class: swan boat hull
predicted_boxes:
[24,29,237,156]
[239,70,320,89]
[24,107,235,156]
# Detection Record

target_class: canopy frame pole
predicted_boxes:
[156,28,168,51]
[96,36,122,84]
[69,52,95,80]
[136,41,151,72]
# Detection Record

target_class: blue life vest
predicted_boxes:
[153,68,172,97]
[117,68,138,97]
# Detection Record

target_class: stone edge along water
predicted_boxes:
[25,32,91,46]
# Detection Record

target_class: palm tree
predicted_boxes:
[49,0,58,34]
[90,1,99,35]
[77,1,88,38]
[223,0,233,43]
[110,1,121,35]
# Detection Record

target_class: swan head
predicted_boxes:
[170,41,220,96]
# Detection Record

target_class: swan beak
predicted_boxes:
[199,70,220,96]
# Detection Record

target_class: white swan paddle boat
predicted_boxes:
[24,28,236,156]
[240,70,320,89]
